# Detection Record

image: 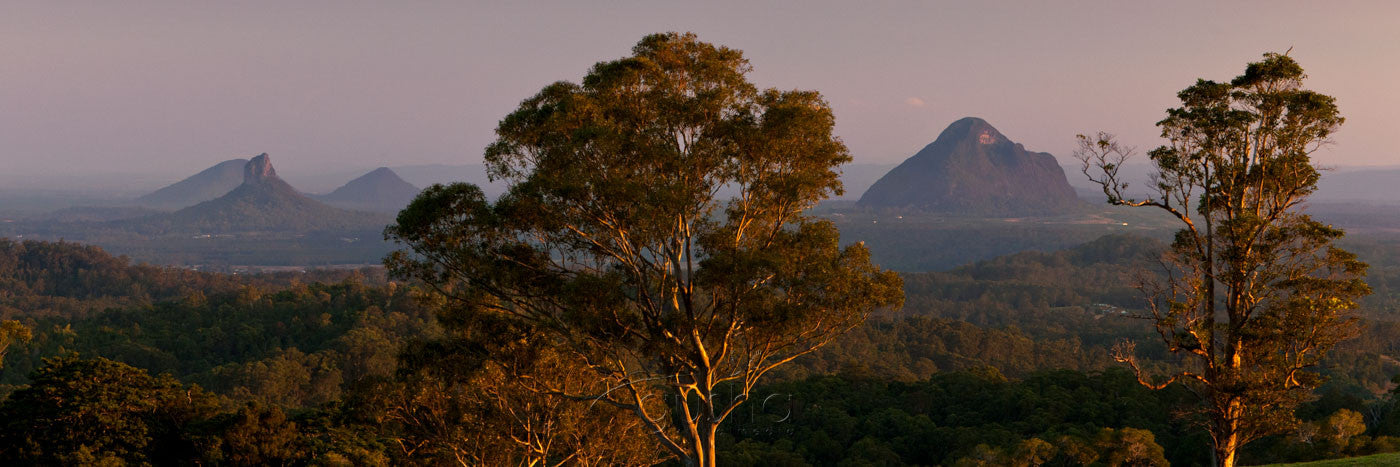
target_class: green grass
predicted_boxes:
[1255,453,1400,466]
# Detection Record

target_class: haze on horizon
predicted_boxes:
[4,1,1400,189]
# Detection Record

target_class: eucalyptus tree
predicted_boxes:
[387,32,903,467]
[1075,53,1369,467]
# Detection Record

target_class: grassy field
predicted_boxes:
[1256,453,1400,466]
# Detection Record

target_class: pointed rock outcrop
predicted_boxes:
[243,153,278,183]
[858,117,1082,215]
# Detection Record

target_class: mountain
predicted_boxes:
[136,158,249,209]
[314,167,420,214]
[858,117,1082,216]
[134,154,390,234]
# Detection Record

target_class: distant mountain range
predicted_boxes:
[91,121,1400,232]
[134,157,427,215]
[126,154,389,234]
[122,155,895,215]
[859,117,1083,215]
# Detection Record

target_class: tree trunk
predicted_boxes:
[1218,430,1239,467]
[703,426,718,467]
[683,412,720,467]
[1219,334,1244,467]
[1216,401,1242,467]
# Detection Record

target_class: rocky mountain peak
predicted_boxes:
[857,117,1082,216]
[244,153,277,184]
[948,117,1001,141]
[928,117,1017,157]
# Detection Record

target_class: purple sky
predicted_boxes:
[4,1,1399,181]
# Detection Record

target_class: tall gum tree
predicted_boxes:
[386,32,903,467]
[1075,53,1370,467]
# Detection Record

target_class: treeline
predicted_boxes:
[0,239,385,319]
[6,356,1395,466]
[720,368,1203,466]
[830,207,1175,272]
[719,367,1400,466]
[0,356,389,465]
[101,230,397,268]
[2,280,427,409]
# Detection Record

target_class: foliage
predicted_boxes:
[718,368,1204,466]
[0,238,387,320]
[0,356,220,465]
[373,302,665,466]
[826,208,1174,272]
[198,403,306,465]
[784,315,1117,382]
[1076,52,1369,466]
[0,320,30,371]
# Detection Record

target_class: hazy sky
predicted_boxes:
[4,1,1400,181]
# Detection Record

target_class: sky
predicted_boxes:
[4,1,1400,186]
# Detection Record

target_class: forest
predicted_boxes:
[2,232,1400,465]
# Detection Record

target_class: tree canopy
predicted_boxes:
[387,32,903,466]
[0,356,219,464]
[1076,52,1370,467]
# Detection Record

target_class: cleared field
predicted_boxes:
[1256,453,1400,466]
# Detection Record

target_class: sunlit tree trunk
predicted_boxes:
[1217,407,1241,467]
